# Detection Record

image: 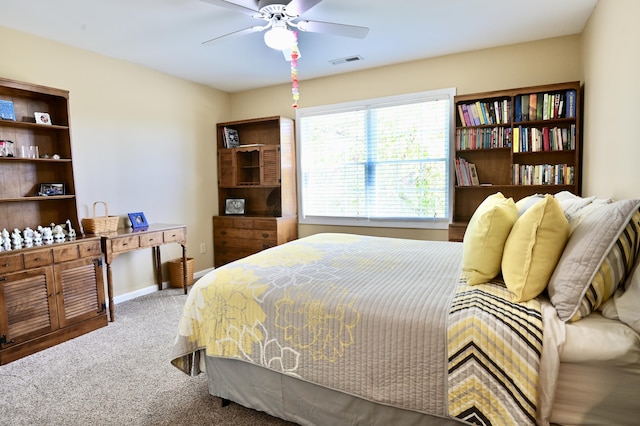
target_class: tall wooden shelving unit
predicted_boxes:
[213,116,297,267]
[450,81,582,241]
[0,77,107,365]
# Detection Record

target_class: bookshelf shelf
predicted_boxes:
[451,81,582,241]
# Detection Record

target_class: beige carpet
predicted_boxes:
[0,288,296,426]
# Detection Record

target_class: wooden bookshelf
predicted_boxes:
[450,81,582,241]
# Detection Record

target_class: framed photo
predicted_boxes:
[128,212,149,229]
[34,112,52,125]
[0,100,16,121]
[225,198,245,215]
[38,183,65,196]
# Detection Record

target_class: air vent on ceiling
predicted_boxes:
[330,55,364,65]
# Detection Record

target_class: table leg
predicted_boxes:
[182,244,188,294]
[153,246,162,290]
[106,262,115,322]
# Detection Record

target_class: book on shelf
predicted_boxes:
[565,90,577,118]
[455,157,480,187]
[223,127,240,148]
[529,94,537,122]
[0,100,16,121]
[514,96,522,122]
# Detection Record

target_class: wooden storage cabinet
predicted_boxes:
[0,239,107,365]
[0,77,107,364]
[450,81,582,241]
[214,116,297,267]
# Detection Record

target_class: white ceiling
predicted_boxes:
[0,0,598,93]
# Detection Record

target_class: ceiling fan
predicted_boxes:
[200,0,369,57]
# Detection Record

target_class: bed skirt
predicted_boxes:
[205,356,465,426]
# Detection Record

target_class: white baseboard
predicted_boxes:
[112,267,215,305]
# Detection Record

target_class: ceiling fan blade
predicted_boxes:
[297,20,369,39]
[285,0,324,17]
[199,0,259,16]
[202,25,267,45]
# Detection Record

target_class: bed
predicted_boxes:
[171,192,640,425]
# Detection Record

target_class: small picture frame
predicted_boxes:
[0,100,16,121]
[128,212,149,229]
[225,198,245,215]
[34,112,52,125]
[38,183,65,196]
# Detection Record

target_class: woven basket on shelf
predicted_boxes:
[81,201,119,234]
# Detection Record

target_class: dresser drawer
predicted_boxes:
[215,227,277,242]
[24,249,53,268]
[140,232,164,247]
[0,253,25,274]
[53,244,80,263]
[110,236,140,252]
[79,241,102,258]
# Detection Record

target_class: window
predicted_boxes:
[296,88,455,228]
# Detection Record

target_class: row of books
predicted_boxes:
[512,124,576,153]
[457,99,511,127]
[514,90,576,122]
[222,127,240,148]
[454,157,479,186]
[513,163,575,186]
[455,127,512,150]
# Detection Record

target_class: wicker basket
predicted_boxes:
[168,257,195,288]
[81,201,119,234]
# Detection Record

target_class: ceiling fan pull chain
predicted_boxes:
[291,31,300,109]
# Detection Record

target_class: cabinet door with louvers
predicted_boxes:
[0,267,58,348]
[260,145,281,186]
[53,257,105,328]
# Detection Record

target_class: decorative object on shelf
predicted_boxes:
[21,145,39,159]
[223,127,240,148]
[65,218,77,240]
[81,201,119,234]
[34,112,52,125]
[0,100,16,121]
[22,227,34,248]
[53,225,66,243]
[38,182,65,196]
[225,198,246,215]
[0,140,14,157]
[128,212,149,230]
[11,228,23,250]
[1,228,10,251]
[290,31,299,108]
[32,229,42,246]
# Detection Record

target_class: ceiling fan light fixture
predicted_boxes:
[264,24,296,50]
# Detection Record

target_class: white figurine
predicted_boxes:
[33,230,42,246]
[1,228,11,251]
[11,228,23,250]
[23,229,33,248]
[53,225,65,243]
[41,227,53,245]
[65,219,77,240]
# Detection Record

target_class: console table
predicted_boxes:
[101,224,187,321]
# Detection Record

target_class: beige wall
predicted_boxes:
[1,1,632,298]
[581,0,640,200]
[231,35,583,241]
[0,26,229,298]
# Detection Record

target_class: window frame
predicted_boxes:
[295,87,457,229]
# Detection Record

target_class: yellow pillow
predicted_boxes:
[462,192,518,285]
[502,194,569,302]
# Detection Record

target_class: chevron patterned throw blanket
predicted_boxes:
[448,280,543,425]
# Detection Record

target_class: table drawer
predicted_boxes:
[24,249,53,268]
[140,232,164,247]
[110,236,140,252]
[0,254,24,274]
[163,228,185,243]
